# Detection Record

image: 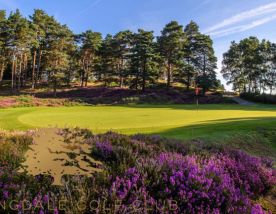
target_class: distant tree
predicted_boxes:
[221,37,266,93]
[112,31,133,87]
[30,9,51,89]
[157,21,184,89]
[77,30,102,87]
[195,34,217,95]
[0,10,8,82]
[98,34,117,85]
[129,29,159,91]
[266,43,276,94]
[44,18,74,96]
[181,21,201,90]
[6,9,34,91]
[221,41,244,92]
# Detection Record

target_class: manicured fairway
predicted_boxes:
[1,104,276,139]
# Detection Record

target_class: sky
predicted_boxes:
[1,0,276,90]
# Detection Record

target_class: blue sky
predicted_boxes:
[1,0,276,90]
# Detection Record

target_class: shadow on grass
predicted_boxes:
[119,103,276,111]
[150,117,276,159]
[153,117,276,142]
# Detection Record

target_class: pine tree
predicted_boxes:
[112,31,132,87]
[195,34,217,95]
[77,30,102,87]
[43,18,74,96]
[30,9,51,89]
[98,34,117,85]
[0,10,8,82]
[129,29,159,91]
[181,21,201,90]
[157,21,184,89]
[7,9,34,91]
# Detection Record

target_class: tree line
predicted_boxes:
[0,9,220,95]
[222,36,276,94]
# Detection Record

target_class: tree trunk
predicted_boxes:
[53,79,57,98]
[81,71,84,87]
[85,70,88,87]
[0,63,4,82]
[17,54,23,91]
[119,58,124,88]
[142,60,146,92]
[186,59,191,91]
[166,63,171,90]
[202,54,207,95]
[32,50,37,89]
[22,54,27,87]
[186,72,191,91]
[11,58,16,92]
[36,50,42,86]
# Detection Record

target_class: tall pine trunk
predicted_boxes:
[11,58,16,92]
[166,63,171,90]
[186,73,191,91]
[32,50,37,89]
[22,54,27,87]
[142,60,146,92]
[85,70,88,87]
[17,54,23,91]
[202,54,207,96]
[119,58,124,88]
[36,50,42,86]
[0,63,4,82]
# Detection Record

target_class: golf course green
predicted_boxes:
[1,104,276,139]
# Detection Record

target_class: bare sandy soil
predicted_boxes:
[19,128,102,185]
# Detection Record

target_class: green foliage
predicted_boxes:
[77,30,102,86]
[0,9,220,94]
[222,37,276,94]
[157,21,184,88]
[0,132,33,167]
[129,29,159,91]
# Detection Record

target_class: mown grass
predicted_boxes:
[0,104,276,140]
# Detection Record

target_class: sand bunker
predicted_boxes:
[19,128,102,185]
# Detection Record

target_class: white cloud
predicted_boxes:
[78,0,103,15]
[210,14,276,38]
[204,2,276,36]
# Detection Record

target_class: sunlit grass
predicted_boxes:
[0,104,276,140]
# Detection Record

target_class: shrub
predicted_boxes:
[0,130,275,213]
[88,133,275,213]
[240,92,276,104]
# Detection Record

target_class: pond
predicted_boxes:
[18,128,102,185]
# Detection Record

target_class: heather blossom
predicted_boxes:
[0,131,275,213]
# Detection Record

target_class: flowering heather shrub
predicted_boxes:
[219,150,276,197]
[90,133,275,213]
[93,141,115,162]
[0,164,59,213]
[105,152,275,213]
[148,153,253,213]
[0,130,275,213]
[109,167,157,213]
[0,133,33,168]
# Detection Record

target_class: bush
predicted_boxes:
[87,132,275,213]
[241,92,276,104]
[0,130,275,213]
